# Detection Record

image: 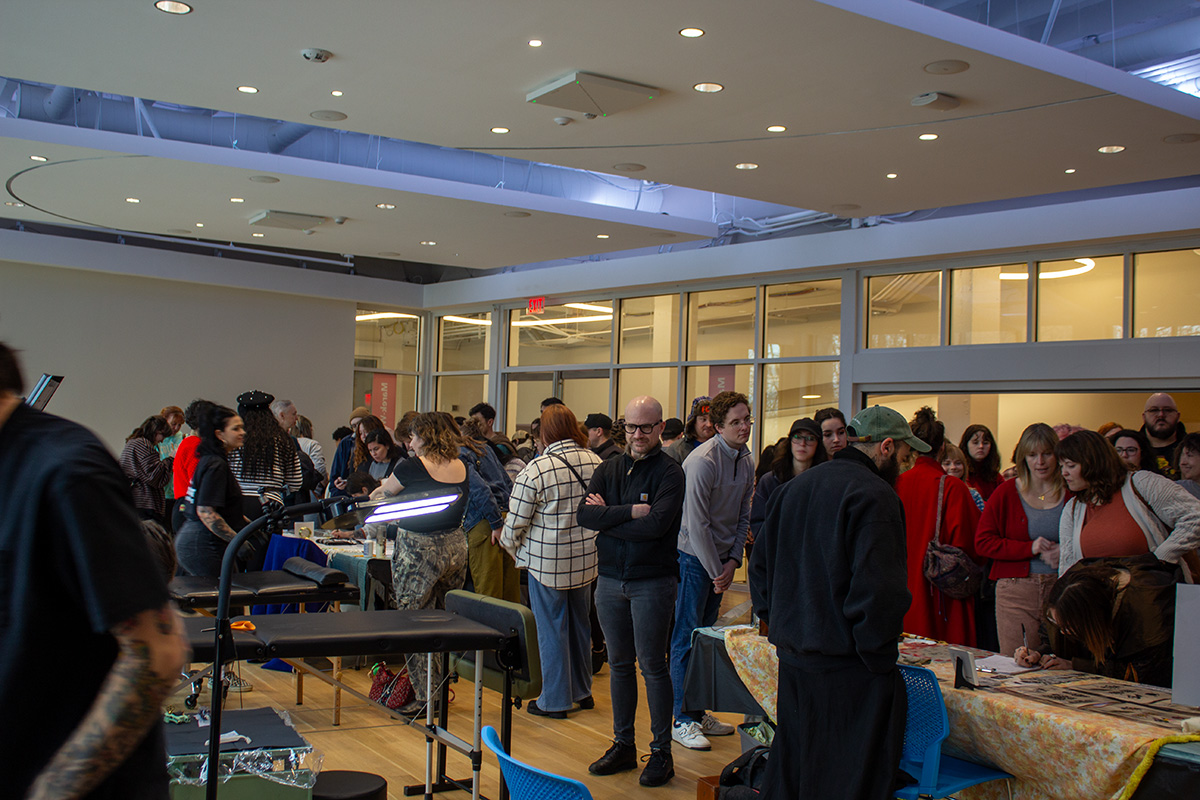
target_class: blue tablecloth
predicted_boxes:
[250,534,331,615]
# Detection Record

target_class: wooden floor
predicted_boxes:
[175,588,753,800]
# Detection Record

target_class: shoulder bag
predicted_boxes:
[922,474,984,600]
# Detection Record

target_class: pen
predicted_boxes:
[1021,623,1028,651]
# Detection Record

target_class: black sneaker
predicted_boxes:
[526,699,567,719]
[588,741,638,775]
[639,748,674,787]
[577,695,595,710]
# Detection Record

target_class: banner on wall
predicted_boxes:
[371,373,397,433]
[709,365,736,397]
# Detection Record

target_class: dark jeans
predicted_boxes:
[595,574,677,751]
[175,519,228,577]
[670,551,723,723]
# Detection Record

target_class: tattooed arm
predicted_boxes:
[25,603,189,800]
[197,505,239,543]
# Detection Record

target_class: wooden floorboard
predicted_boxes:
[174,588,753,800]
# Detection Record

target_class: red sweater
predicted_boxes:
[975,480,1070,579]
[173,435,201,499]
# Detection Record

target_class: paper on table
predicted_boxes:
[976,654,1042,674]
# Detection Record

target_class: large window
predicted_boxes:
[617,367,678,420]
[1036,255,1123,342]
[619,294,680,363]
[438,312,492,371]
[763,279,840,357]
[760,361,839,447]
[866,272,941,348]
[687,287,756,360]
[949,264,1027,345]
[685,365,754,407]
[509,302,613,367]
[355,310,420,429]
[1134,249,1200,338]
[436,374,488,417]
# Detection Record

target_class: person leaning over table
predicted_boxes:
[370,412,470,717]
[1014,554,1178,687]
[1056,430,1200,580]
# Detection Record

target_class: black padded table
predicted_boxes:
[171,572,360,611]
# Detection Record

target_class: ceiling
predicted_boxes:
[1,0,1198,275]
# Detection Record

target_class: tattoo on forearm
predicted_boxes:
[198,506,238,542]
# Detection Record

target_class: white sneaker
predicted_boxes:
[700,712,735,736]
[225,674,253,693]
[671,720,711,750]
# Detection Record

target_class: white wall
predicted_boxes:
[0,258,356,458]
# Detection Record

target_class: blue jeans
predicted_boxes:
[670,551,723,723]
[595,574,677,751]
[528,577,594,713]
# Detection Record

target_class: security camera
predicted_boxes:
[301,48,332,63]
[334,216,348,225]
[554,116,573,126]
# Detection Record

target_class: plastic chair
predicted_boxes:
[481,725,593,800]
[897,665,1013,800]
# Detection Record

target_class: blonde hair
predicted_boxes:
[1014,423,1064,494]
[940,442,970,477]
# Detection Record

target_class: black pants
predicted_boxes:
[762,661,906,800]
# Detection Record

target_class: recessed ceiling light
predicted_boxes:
[376,203,396,210]
[924,59,970,74]
[693,82,723,93]
[125,197,140,204]
[237,86,259,94]
[766,125,787,133]
[504,211,532,218]
[249,175,279,183]
[1163,133,1200,144]
[5,201,24,207]
[1064,168,1076,174]
[195,222,204,227]
[679,28,705,38]
[886,173,898,179]
[420,240,436,246]
[311,109,347,121]
[154,1,192,14]
[918,133,938,141]
[230,197,244,203]
[528,39,542,47]
[491,126,510,134]
[29,155,47,162]
[252,232,265,237]
[1097,145,1125,154]
[596,234,610,239]
[613,163,646,172]
[735,162,759,170]
[331,90,343,97]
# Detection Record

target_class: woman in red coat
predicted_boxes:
[897,407,983,646]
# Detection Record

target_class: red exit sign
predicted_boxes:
[528,296,546,314]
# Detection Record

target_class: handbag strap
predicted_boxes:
[933,474,947,545]
[546,451,589,490]
[1128,474,1200,581]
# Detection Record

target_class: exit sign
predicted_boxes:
[528,296,546,314]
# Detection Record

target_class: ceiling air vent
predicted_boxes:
[526,72,659,116]
[249,210,328,230]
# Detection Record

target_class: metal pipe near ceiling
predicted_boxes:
[266,121,314,154]
[42,85,75,120]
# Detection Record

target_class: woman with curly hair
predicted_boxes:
[120,414,174,524]
[371,412,470,716]
[1057,429,1200,579]
[226,391,302,519]
[960,424,1004,502]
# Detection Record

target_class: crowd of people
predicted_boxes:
[5,327,1199,800]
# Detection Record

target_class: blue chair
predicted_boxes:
[481,725,593,800]
[897,665,1012,800]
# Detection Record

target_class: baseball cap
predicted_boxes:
[847,405,931,453]
[788,418,821,438]
[584,413,613,430]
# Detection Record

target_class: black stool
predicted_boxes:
[313,770,387,800]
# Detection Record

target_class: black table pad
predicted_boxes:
[171,572,360,609]
[164,707,307,756]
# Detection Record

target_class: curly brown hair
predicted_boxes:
[1057,430,1127,506]
[409,412,462,463]
[710,390,749,427]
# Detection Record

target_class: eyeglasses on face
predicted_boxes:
[1145,407,1178,416]
[791,434,818,444]
[1115,447,1141,456]
[623,420,662,435]
[723,415,753,429]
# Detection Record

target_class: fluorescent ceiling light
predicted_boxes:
[331,90,344,97]
[565,302,613,313]
[512,314,613,327]
[919,133,938,141]
[885,173,898,179]
[735,163,758,170]
[1097,145,1124,154]
[802,394,821,399]
[528,39,543,47]
[491,127,510,134]
[230,197,244,203]
[679,28,705,38]
[443,315,493,326]
[998,258,1096,281]
[155,1,192,14]
[693,83,723,93]
[356,312,418,321]
[30,155,47,162]
[766,125,786,133]
[125,197,140,203]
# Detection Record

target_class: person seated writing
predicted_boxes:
[1013,554,1178,687]
[326,473,382,539]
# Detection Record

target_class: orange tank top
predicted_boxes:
[1080,491,1149,558]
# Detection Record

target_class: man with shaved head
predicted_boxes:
[1141,393,1186,479]
[577,395,686,787]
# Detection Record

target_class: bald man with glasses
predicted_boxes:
[577,396,686,786]
[1141,393,1187,479]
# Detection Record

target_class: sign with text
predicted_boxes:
[528,296,546,314]
[709,365,736,396]
[371,373,397,433]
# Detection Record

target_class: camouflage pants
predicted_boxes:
[391,526,468,701]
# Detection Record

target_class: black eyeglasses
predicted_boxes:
[623,420,662,435]
[791,434,818,444]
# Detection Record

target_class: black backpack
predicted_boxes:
[719,745,769,799]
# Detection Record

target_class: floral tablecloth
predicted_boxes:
[723,627,1197,800]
